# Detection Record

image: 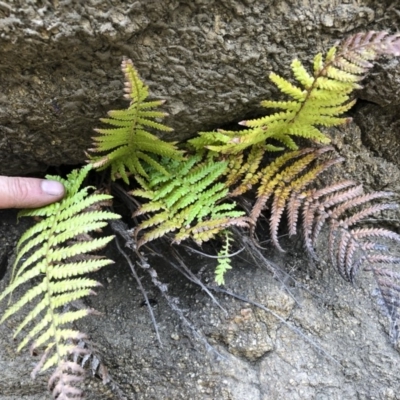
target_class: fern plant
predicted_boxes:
[0,165,120,398]
[2,31,400,399]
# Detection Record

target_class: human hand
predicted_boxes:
[0,177,65,209]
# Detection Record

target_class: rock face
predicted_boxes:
[0,0,399,175]
[1,1,400,400]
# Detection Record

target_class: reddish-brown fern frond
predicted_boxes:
[249,146,340,251]
[300,182,398,282]
[290,181,354,236]
[336,31,400,73]
[48,361,85,400]
[253,145,399,301]
[37,342,90,400]
[371,268,400,342]
[300,181,361,256]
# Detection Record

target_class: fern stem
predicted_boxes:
[181,244,245,259]
[112,222,162,345]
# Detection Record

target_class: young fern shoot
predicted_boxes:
[215,230,234,286]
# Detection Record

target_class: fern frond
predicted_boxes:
[0,165,120,397]
[283,167,400,285]
[132,154,246,247]
[89,58,183,183]
[244,143,399,273]
[198,32,400,156]
[248,143,400,337]
[250,147,335,229]
[214,230,234,285]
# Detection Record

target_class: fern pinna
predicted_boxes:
[89,57,183,183]
[0,165,119,399]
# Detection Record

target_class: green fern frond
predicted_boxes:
[214,230,234,285]
[0,165,120,379]
[195,33,400,156]
[89,58,183,183]
[132,154,247,247]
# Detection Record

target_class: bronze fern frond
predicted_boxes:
[254,145,400,339]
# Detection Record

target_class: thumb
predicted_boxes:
[0,177,65,209]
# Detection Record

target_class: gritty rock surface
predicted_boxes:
[1,211,400,399]
[0,0,399,174]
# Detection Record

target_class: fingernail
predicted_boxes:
[41,180,65,196]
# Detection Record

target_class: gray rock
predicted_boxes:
[0,0,398,175]
[2,200,400,399]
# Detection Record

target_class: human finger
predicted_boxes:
[0,176,65,209]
